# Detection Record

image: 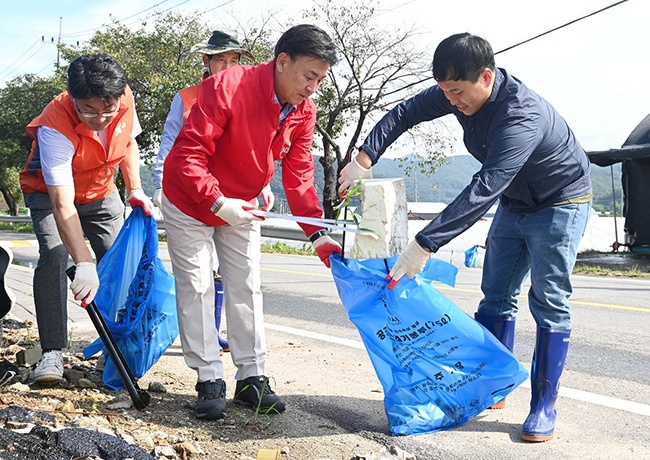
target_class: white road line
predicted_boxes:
[558,386,650,417]
[267,323,366,350]
[266,322,650,417]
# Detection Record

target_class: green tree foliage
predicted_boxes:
[0,8,276,213]
[56,11,276,166]
[0,73,66,213]
[58,11,210,164]
[0,3,449,219]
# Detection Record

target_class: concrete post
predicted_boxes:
[350,178,409,259]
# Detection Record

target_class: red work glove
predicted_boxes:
[311,233,342,268]
[128,188,154,217]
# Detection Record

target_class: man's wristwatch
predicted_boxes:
[309,229,329,243]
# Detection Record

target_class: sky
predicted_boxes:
[1,0,648,154]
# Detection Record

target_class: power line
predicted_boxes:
[117,0,173,23]
[203,0,235,14]
[101,0,191,30]
[60,0,94,17]
[0,38,42,79]
[375,0,418,17]
[35,61,57,77]
[1,0,250,83]
[396,0,631,92]
[53,0,230,43]
[495,0,629,55]
[59,0,175,38]
[0,41,49,81]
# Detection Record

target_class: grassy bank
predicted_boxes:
[0,221,33,233]
[573,261,650,278]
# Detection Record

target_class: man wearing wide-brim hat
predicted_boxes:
[155,31,256,201]
[190,30,255,63]
[153,31,272,357]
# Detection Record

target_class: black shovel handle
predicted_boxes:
[66,266,150,410]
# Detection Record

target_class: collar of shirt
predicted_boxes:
[471,68,504,119]
[274,93,297,124]
[487,68,504,106]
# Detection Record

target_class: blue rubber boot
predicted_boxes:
[214,278,230,353]
[521,326,571,442]
[475,313,515,408]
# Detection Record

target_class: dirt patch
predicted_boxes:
[0,319,394,460]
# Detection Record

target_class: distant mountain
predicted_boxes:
[270,154,621,211]
[142,154,622,212]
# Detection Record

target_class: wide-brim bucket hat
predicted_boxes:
[190,30,254,62]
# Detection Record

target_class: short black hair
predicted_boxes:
[274,24,338,66]
[67,53,127,101]
[432,33,495,83]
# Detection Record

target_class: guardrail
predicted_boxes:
[0,214,343,244]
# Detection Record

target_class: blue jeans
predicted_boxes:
[477,202,591,329]
[24,191,125,350]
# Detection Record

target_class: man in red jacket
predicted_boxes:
[161,24,342,420]
[153,30,259,355]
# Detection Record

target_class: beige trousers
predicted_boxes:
[162,194,265,382]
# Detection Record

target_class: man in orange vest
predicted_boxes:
[153,31,265,355]
[20,53,153,383]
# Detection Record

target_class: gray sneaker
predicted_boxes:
[32,350,64,382]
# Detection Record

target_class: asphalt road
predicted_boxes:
[2,232,650,459]
[259,253,650,459]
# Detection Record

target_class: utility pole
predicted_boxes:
[56,17,62,71]
[413,171,418,202]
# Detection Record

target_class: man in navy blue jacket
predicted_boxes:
[338,32,592,442]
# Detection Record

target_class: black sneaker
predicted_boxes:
[233,375,286,414]
[195,379,227,420]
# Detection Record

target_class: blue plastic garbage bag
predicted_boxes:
[330,254,528,436]
[83,208,178,390]
[464,245,479,268]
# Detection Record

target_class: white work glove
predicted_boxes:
[260,184,275,212]
[214,197,263,226]
[387,240,431,290]
[70,262,99,306]
[153,188,162,208]
[338,153,372,196]
[128,188,154,217]
[312,234,343,268]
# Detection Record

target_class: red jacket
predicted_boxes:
[20,87,135,204]
[163,61,324,237]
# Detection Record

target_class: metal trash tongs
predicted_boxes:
[251,210,378,239]
[65,266,151,410]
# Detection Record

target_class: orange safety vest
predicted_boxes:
[20,86,136,205]
[178,84,199,122]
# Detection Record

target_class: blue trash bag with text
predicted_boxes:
[330,254,528,436]
[83,207,178,390]
[464,245,479,268]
